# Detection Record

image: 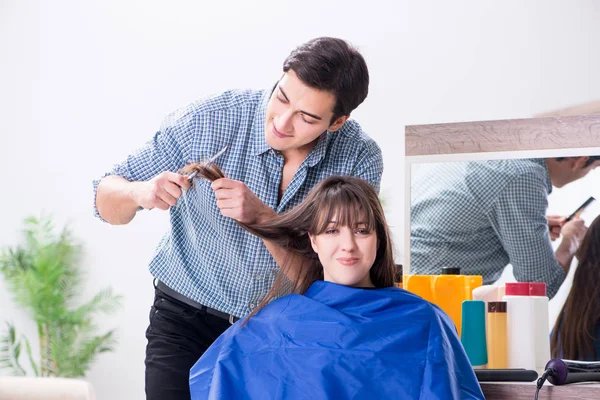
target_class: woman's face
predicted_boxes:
[309,220,377,288]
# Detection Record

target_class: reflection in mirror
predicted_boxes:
[404,114,600,363]
[410,155,600,299]
[410,155,600,361]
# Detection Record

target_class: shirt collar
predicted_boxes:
[305,131,330,168]
[251,84,275,156]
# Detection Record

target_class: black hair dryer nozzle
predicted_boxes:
[545,359,600,385]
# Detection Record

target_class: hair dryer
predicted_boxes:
[544,359,600,385]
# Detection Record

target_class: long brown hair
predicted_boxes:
[179,161,395,319]
[243,175,396,319]
[179,162,226,186]
[551,214,600,359]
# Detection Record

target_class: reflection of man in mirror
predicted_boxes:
[410,156,600,299]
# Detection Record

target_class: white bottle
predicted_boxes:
[530,283,550,373]
[472,285,501,303]
[503,283,535,371]
[502,282,550,374]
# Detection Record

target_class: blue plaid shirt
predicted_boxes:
[410,158,565,299]
[93,87,383,317]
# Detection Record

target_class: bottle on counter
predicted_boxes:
[432,267,482,337]
[486,301,507,369]
[403,267,482,336]
[461,300,487,369]
[394,264,403,289]
[502,282,550,374]
[530,283,550,372]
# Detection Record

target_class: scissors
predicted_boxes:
[187,145,228,181]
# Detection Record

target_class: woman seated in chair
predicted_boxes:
[551,214,600,360]
[189,175,483,400]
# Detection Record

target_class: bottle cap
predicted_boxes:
[529,282,546,297]
[441,267,461,275]
[488,301,507,313]
[505,282,529,296]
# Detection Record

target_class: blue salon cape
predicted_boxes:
[190,281,484,399]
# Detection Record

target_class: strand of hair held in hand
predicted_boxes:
[179,160,256,233]
[179,161,226,185]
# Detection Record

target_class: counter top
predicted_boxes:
[480,381,600,399]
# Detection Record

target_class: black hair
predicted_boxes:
[555,156,600,167]
[283,37,369,123]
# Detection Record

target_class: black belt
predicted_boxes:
[156,280,240,324]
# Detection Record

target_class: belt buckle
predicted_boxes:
[229,314,236,324]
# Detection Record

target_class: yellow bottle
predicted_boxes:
[432,268,465,336]
[402,274,434,302]
[486,301,508,369]
[403,267,482,336]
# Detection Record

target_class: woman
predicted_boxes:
[189,175,483,399]
[551,214,600,360]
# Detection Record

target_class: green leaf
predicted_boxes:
[0,322,26,376]
[0,216,121,377]
[22,336,39,376]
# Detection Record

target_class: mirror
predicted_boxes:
[403,114,600,344]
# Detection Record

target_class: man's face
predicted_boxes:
[264,70,347,160]
[552,157,600,187]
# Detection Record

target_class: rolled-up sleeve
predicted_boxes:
[92,109,194,221]
[486,172,565,298]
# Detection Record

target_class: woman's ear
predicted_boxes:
[308,232,318,254]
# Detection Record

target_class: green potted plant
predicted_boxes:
[0,215,121,377]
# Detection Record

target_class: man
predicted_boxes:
[93,37,382,399]
[410,156,600,299]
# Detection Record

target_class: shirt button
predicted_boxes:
[255,274,263,280]
[250,303,256,310]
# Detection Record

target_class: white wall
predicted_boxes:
[1,1,600,399]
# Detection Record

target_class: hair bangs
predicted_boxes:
[311,184,376,235]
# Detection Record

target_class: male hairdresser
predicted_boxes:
[93,37,382,399]
[411,156,600,299]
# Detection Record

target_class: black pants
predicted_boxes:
[145,286,231,400]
